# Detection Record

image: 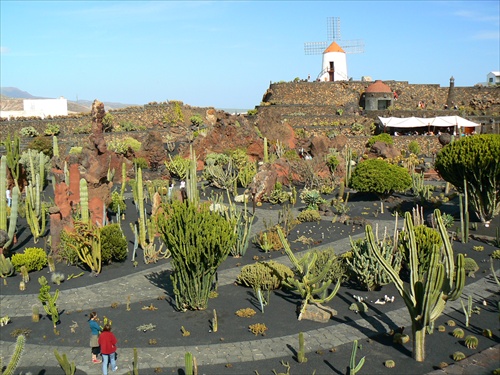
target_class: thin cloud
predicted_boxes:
[0,46,9,54]
[453,10,499,24]
[471,31,500,40]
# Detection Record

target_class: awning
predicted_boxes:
[379,116,481,129]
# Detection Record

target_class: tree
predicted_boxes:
[350,159,411,213]
[434,134,500,224]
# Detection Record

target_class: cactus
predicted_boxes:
[1,334,25,375]
[38,275,59,328]
[464,335,478,349]
[0,254,14,285]
[0,156,19,250]
[54,349,76,375]
[366,209,465,362]
[349,340,365,375]
[347,226,401,291]
[79,178,89,223]
[184,352,197,375]
[278,226,341,320]
[25,175,47,243]
[4,134,21,188]
[224,191,254,257]
[297,332,308,363]
[460,295,473,327]
[157,200,237,311]
[132,347,139,375]
[344,147,353,188]
[212,309,218,333]
[32,304,40,322]
[384,360,396,368]
[53,135,59,158]
[185,145,199,205]
[452,351,466,361]
[20,265,29,283]
[64,220,102,275]
[452,328,465,338]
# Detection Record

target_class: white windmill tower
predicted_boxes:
[304,17,364,82]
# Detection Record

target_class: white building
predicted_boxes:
[0,97,68,119]
[486,71,500,85]
[319,41,348,82]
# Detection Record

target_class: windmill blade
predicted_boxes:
[304,41,328,55]
[340,39,365,54]
[327,16,341,41]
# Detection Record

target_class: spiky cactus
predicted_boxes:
[53,135,59,158]
[4,134,21,188]
[366,209,465,362]
[1,334,25,375]
[54,349,76,375]
[185,145,199,205]
[25,175,46,243]
[297,332,307,363]
[79,178,89,223]
[184,352,197,375]
[277,227,341,320]
[349,340,365,375]
[263,137,269,163]
[0,155,7,231]
[38,275,60,328]
[64,221,102,275]
[157,200,236,311]
[0,253,14,285]
[132,347,139,375]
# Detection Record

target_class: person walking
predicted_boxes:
[88,312,102,363]
[98,324,118,374]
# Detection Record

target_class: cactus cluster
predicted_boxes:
[367,209,465,362]
[38,276,60,328]
[236,260,293,292]
[248,323,268,336]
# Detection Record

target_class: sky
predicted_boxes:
[1,1,499,110]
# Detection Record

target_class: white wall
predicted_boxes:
[23,97,68,118]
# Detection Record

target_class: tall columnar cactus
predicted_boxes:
[54,349,76,375]
[79,178,89,223]
[120,162,127,197]
[0,155,7,231]
[4,134,21,188]
[25,175,46,243]
[157,201,236,311]
[297,332,308,363]
[459,177,469,243]
[38,275,60,328]
[52,135,59,158]
[4,186,20,250]
[132,347,139,375]
[1,334,25,375]
[277,227,341,320]
[345,147,353,188]
[349,340,365,375]
[366,209,465,362]
[225,191,254,257]
[186,145,199,205]
[184,352,195,375]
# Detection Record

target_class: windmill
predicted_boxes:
[304,17,364,81]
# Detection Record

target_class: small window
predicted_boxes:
[489,78,494,83]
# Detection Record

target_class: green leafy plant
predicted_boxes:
[408,140,420,155]
[20,126,39,137]
[367,133,393,147]
[189,114,204,127]
[44,123,60,136]
[11,247,48,272]
[435,134,500,223]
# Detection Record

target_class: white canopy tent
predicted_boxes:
[378,115,481,129]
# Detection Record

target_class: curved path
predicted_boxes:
[1,207,498,374]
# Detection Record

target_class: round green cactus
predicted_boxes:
[465,335,479,349]
[447,319,456,327]
[438,325,446,332]
[384,360,396,368]
[453,328,465,338]
[452,351,466,361]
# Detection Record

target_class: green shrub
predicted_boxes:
[297,209,321,223]
[435,134,500,223]
[108,137,141,155]
[20,126,39,138]
[108,191,126,214]
[73,124,91,134]
[133,157,149,169]
[190,114,204,127]
[69,147,83,155]
[163,101,184,126]
[236,260,293,291]
[59,230,79,265]
[102,113,114,132]
[11,247,48,272]
[326,153,340,173]
[28,136,53,158]
[299,189,326,210]
[247,109,258,116]
[350,159,412,200]
[44,123,60,136]
[100,224,128,264]
[408,140,420,155]
[367,133,393,147]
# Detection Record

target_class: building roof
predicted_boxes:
[365,80,392,93]
[488,71,500,76]
[323,41,345,54]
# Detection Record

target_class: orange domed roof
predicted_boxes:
[365,80,392,93]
